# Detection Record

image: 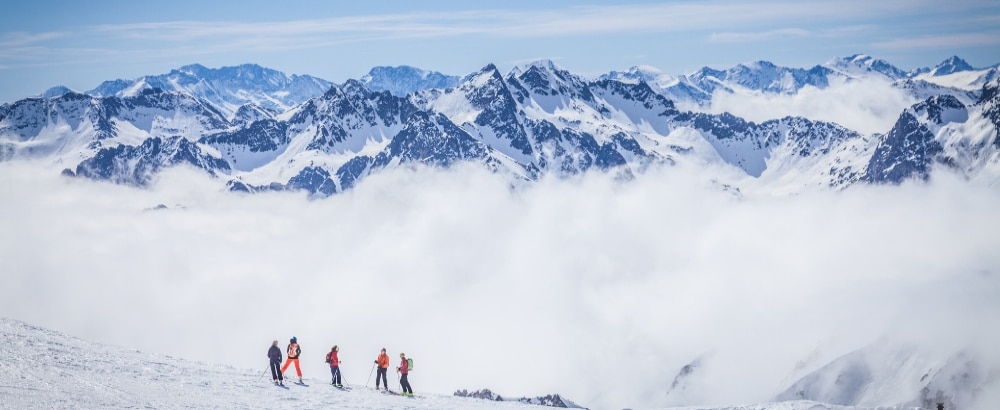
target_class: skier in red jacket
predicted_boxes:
[397,352,413,396]
[326,346,342,387]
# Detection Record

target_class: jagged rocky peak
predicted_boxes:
[511,59,590,100]
[340,78,374,97]
[73,136,231,186]
[910,94,969,125]
[930,56,974,76]
[468,63,504,84]
[862,95,960,184]
[600,64,667,84]
[457,63,514,106]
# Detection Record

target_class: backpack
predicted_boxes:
[407,358,413,371]
[325,352,332,364]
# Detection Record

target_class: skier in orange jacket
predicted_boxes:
[280,337,302,382]
[374,348,390,391]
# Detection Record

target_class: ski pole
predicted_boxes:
[366,363,375,387]
[259,365,269,381]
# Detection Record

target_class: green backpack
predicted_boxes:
[407,358,413,371]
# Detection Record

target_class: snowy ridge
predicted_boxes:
[0,317,564,409]
[775,341,993,409]
[86,63,333,118]
[600,55,992,110]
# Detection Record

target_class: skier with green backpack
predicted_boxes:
[397,352,413,396]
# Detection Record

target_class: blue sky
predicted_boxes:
[1,0,998,103]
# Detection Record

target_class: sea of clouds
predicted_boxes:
[1,159,998,410]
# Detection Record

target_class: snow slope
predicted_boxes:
[3,318,952,410]
[0,318,555,409]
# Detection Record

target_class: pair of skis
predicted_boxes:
[379,389,420,398]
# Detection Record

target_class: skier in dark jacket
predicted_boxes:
[267,340,284,386]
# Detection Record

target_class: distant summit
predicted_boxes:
[824,54,909,79]
[359,65,461,96]
[40,85,77,98]
[930,56,975,76]
[85,63,333,118]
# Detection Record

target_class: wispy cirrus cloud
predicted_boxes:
[708,28,811,43]
[873,32,1000,50]
[0,31,65,48]
[65,1,970,44]
[1,1,991,63]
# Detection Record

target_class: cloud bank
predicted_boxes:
[704,78,918,135]
[1,161,998,409]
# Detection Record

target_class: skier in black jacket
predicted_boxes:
[268,340,284,386]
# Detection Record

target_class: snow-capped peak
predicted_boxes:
[508,59,567,77]
[40,85,78,99]
[930,56,974,77]
[358,65,461,97]
[824,54,908,79]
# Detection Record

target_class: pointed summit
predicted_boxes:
[930,56,974,76]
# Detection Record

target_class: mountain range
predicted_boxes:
[2,55,999,198]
